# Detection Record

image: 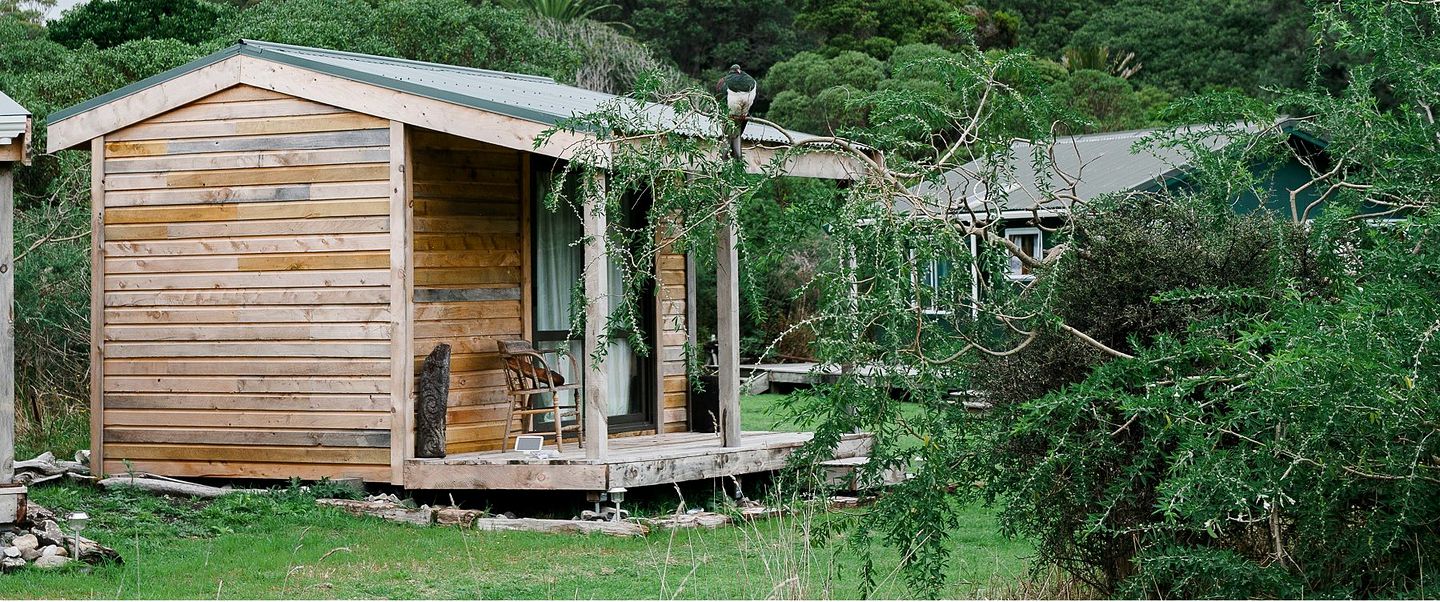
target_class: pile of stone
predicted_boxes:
[0,503,120,572]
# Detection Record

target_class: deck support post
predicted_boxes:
[717,198,742,447]
[583,173,609,460]
[0,166,13,483]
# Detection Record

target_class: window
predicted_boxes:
[916,257,953,313]
[1005,228,1043,280]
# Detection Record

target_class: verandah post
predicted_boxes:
[0,165,12,483]
[583,173,609,460]
[717,199,742,447]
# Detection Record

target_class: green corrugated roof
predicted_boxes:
[49,40,811,145]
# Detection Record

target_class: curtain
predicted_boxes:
[533,175,583,414]
[606,257,635,417]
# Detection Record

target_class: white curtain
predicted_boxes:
[533,176,583,413]
[606,257,635,417]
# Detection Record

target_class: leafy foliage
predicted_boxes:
[795,0,1017,59]
[529,15,685,94]
[213,0,577,79]
[610,0,808,84]
[495,0,618,22]
[551,0,1440,598]
[48,0,237,49]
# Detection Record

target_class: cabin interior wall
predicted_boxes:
[408,128,528,454]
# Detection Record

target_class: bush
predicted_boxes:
[975,197,1440,597]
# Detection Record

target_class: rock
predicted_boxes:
[25,503,56,526]
[0,557,24,572]
[40,544,68,557]
[33,555,70,570]
[37,520,65,546]
[501,511,517,519]
[2,546,18,558]
[20,547,40,562]
[1,531,14,546]
[12,533,37,552]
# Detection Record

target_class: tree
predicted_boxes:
[528,15,686,94]
[543,0,1440,597]
[796,0,1017,59]
[212,0,577,80]
[48,0,237,49]
[0,0,55,24]
[611,0,808,84]
[1065,0,1312,94]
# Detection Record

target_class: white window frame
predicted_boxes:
[1004,227,1044,282]
[910,251,954,315]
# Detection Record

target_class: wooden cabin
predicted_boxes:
[47,41,871,491]
[0,91,31,485]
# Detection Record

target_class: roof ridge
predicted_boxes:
[238,39,558,84]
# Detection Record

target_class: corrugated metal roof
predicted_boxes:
[0,91,29,144]
[49,39,814,145]
[904,123,1263,219]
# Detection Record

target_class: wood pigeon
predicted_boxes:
[717,64,756,121]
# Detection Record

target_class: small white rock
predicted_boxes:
[2,546,18,558]
[0,557,25,572]
[32,555,70,570]
[40,544,68,557]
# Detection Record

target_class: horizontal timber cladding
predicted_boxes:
[97,85,393,482]
[408,128,526,455]
[658,233,691,433]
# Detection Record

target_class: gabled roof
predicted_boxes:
[0,90,29,146]
[48,39,815,150]
[904,122,1267,220]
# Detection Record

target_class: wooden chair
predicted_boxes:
[497,340,583,452]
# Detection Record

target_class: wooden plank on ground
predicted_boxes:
[402,461,607,490]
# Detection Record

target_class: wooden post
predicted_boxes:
[89,137,105,477]
[582,173,609,460]
[388,121,414,483]
[717,200,742,447]
[0,166,12,483]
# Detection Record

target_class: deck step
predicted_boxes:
[819,456,907,490]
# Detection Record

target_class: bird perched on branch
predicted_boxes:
[717,64,756,160]
[717,64,756,121]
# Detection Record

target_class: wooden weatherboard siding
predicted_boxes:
[657,232,689,433]
[98,85,394,482]
[408,128,526,455]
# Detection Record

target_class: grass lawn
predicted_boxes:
[1,394,1030,599]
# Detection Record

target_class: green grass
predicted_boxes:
[2,484,1029,599]
[2,393,1031,599]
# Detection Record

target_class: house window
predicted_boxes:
[913,254,954,314]
[1005,228,1043,280]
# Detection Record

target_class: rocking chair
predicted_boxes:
[497,340,583,452]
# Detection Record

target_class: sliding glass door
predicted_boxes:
[531,168,655,432]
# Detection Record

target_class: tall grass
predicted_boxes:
[13,151,93,459]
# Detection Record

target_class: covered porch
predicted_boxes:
[405,431,874,490]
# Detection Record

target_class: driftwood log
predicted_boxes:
[415,343,452,458]
[13,451,89,485]
[471,517,649,537]
[97,475,266,498]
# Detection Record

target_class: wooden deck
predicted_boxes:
[403,431,872,491]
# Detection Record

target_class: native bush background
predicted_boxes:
[2,0,1437,598]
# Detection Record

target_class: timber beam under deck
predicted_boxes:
[402,431,872,491]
